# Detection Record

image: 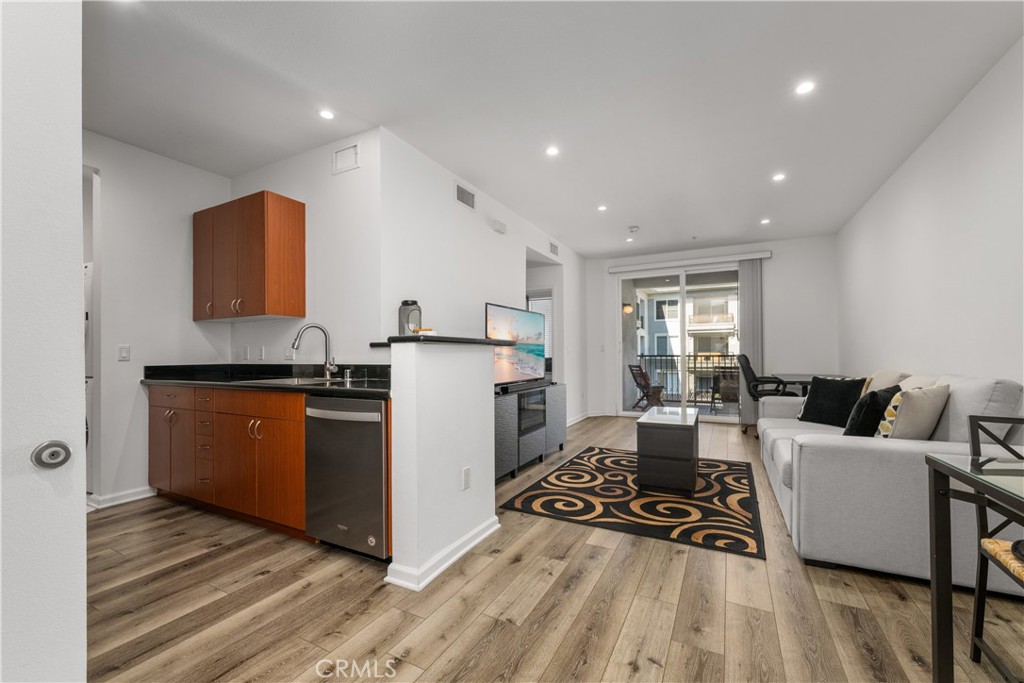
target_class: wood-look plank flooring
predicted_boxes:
[87,417,1024,682]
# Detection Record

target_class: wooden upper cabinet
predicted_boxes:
[193,190,305,321]
[211,201,239,319]
[192,208,215,320]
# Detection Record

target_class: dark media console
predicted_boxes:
[494,382,567,479]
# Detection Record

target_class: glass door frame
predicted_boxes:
[614,261,741,420]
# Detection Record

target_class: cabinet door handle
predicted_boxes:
[167,410,176,425]
[247,419,255,438]
[198,421,211,426]
[164,394,177,399]
[254,420,263,440]
[197,397,211,402]
[206,302,213,316]
[236,298,244,313]
[198,444,211,450]
[198,478,211,484]
[163,409,171,424]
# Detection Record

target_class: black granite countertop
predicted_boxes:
[141,363,391,399]
[370,335,516,348]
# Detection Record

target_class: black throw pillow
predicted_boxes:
[843,384,903,437]
[797,376,868,428]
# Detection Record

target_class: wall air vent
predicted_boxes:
[549,242,559,257]
[332,144,359,175]
[455,184,476,210]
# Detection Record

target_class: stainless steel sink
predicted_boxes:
[234,377,335,386]
[233,377,384,389]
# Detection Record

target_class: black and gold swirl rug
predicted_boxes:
[501,446,765,559]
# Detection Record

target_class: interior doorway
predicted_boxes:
[84,165,101,500]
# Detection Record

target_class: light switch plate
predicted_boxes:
[116,344,131,362]
[258,345,265,361]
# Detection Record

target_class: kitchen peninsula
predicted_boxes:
[372,335,513,590]
[142,335,511,592]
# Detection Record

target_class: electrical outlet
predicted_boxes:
[285,347,296,361]
[243,345,250,361]
[116,344,131,362]
[461,466,471,491]
[258,345,265,361]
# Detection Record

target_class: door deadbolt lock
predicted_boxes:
[31,440,72,470]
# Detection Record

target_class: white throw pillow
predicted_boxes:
[866,370,911,393]
[899,375,938,390]
[876,385,950,439]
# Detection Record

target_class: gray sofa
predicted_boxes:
[757,373,1023,593]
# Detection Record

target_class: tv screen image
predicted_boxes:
[485,303,546,385]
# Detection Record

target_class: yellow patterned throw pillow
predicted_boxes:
[876,384,950,439]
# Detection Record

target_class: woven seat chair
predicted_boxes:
[968,415,1024,683]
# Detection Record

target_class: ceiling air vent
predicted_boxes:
[549,242,559,257]
[455,184,475,210]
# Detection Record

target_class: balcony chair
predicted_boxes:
[628,364,665,410]
[736,354,799,434]
[968,415,1024,683]
[712,367,740,414]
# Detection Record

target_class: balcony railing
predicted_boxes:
[638,353,740,410]
[688,313,735,324]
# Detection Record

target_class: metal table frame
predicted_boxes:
[926,452,1024,683]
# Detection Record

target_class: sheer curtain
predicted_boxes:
[738,258,763,428]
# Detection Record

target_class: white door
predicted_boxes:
[1,3,87,680]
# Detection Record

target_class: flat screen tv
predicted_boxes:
[485,302,546,386]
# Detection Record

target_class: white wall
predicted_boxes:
[83,132,231,502]
[526,261,587,422]
[379,130,525,337]
[379,129,587,419]
[230,129,385,365]
[837,39,1023,381]
[1,3,86,678]
[585,235,839,416]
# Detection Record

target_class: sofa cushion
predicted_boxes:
[798,376,869,427]
[759,419,843,464]
[900,375,937,390]
[865,370,911,393]
[931,376,1024,443]
[844,384,902,437]
[876,385,950,439]
[773,438,795,489]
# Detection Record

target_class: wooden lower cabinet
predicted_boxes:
[255,418,304,528]
[214,413,259,517]
[149,387,306,531]
[148,406,173,491]
[168,409,197,498]
[148,404,195,494]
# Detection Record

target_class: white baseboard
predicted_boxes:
[86,486,156,510]
[567,412,590,426]
[385,514,500,592]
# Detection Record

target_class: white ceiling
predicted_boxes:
[83,2,1023,258]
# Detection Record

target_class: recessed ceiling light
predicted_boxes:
[597,205,607,212]
[772,172,786,182]
[545,146,560,157]
[318,110,335,120]
[760,218,771,225]
[626,237,634,242]
[795,81,816,95]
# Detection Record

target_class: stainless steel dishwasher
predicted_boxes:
[305,396,389,559]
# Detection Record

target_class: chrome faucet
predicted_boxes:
[291,323,338,379]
